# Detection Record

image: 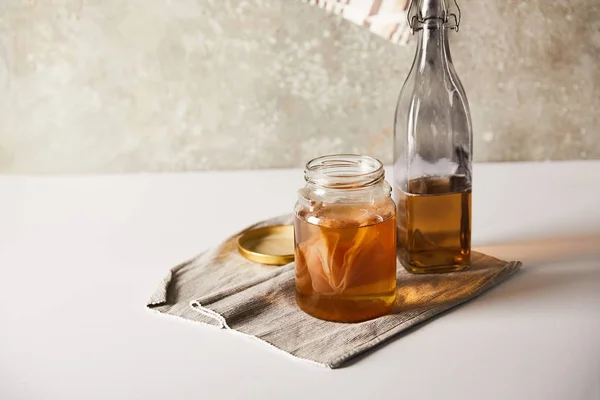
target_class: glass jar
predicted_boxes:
[394,0,472,274]
[294,154,397,322]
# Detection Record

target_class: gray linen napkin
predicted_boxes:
[147,214,521,368]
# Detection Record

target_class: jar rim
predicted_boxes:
[304,154,385,189]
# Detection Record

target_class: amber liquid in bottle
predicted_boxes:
[294,213,397,322]
[396,175,471,273]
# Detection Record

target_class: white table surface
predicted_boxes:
[1,161,599,400]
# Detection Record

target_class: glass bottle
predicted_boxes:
[394,0,472,274]
[294,154,397,322]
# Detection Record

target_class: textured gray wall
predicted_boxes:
[0,0,599,173]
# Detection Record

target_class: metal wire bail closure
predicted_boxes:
[407,0,462,34]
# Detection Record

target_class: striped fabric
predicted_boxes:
[302,0,412,44]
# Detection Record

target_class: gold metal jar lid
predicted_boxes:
[237,225,295,266]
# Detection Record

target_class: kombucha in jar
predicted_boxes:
[294,155,397,322]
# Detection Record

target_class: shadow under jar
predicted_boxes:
[294,155,397,323]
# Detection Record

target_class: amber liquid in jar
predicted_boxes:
[294,207,397,323]
[396,175,471,273]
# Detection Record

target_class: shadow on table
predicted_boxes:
[342,234,600,368]
[389,233,600,312]
[391,252,513,313]
[474,233,600,265]
[470,233,600,303]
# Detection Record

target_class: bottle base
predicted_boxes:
[398,249,470,274]
[401,263,469,274]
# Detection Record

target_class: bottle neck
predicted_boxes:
[415,23,452,69]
